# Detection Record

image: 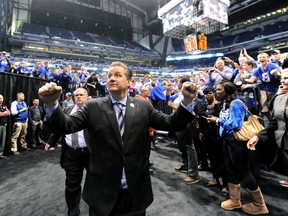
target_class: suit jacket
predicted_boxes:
[48,95,194,215]
[48,105,76,167]
[258,93,288,150]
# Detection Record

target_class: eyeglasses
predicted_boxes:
[74,94,86,97]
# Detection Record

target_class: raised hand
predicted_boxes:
[38,82,62,107]
[181,82,198,105]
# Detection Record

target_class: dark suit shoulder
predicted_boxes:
[63,106,74,115]
[130,97,150,106]
[86,96,109,106]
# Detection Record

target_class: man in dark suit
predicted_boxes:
[39,61,197,216]
[45,88,90,216]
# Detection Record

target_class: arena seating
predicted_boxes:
[18,23,153,53]
[49,27,74,40]
[21,23,47,36]
[72,31,95,43]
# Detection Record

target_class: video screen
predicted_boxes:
[161,0,228,34]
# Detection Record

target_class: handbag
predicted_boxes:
[231,100,265,142]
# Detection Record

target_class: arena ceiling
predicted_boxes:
[122,0,171,14]
[115,0,287,35]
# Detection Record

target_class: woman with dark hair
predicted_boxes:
[207,81,268,215]
[199,86,228,195]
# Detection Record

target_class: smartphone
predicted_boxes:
[202,115,213,118]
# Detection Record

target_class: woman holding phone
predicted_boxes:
[207,81,268,215]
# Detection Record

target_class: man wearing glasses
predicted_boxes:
[39,62,197,216]
[45,88,90,216]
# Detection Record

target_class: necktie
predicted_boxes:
[115,102,125,139]
[115,102,127,189]
[72,132,79,149]
[71,106,79,149]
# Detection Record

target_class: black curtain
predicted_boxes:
[0,73,47,154]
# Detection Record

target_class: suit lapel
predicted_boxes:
[122,97,136,145]
[102,96,123,145]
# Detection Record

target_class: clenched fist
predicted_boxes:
[38,82,62,107]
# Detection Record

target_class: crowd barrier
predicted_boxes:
[0,72,47,154]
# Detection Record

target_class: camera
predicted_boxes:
[209,69,215,73]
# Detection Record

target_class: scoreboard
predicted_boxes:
[158,0,230,39]
[183,33,207,53]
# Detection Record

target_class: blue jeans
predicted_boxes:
[186,141,199,178]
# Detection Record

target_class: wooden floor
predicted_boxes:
[0,139,287,216]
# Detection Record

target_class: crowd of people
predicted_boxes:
[0,48,288,216]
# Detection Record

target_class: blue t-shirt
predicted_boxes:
[0,59,10,72]
[252,62,281,93]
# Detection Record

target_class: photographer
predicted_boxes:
[205,58,233,88]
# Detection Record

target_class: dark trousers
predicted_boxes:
[31,120,43,145]
[62,147,89,216]
[89,189,146,216]
[271,148,288,176]
[204,137,227,184]
[223,135,258,190]
[176,130,188,167]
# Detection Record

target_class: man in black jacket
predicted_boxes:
[45,88,90,216]
[39,62,197,216]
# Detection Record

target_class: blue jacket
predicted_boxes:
[217,99,248,137]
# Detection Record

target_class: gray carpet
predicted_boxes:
[0,140,287,216]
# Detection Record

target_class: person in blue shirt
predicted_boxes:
[244,52,281,118]
[59,66,73,101]
[48,68,60,85]
[0,51,11,72]
[16,61,31,76]
[149,81,168,111]
[10,92,29,154]
[270,49,282,67]
[43,61,51,79]
[207,81,268,215]
[32,60,46,79]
